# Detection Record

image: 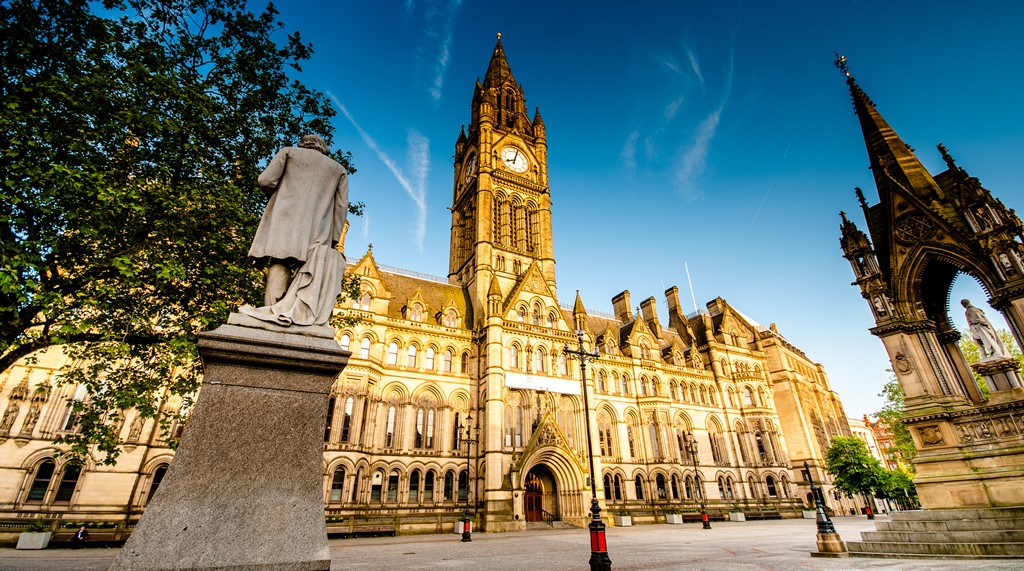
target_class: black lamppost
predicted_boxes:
[802,462,837,534]
[459,413,480,542]
[564,329,612,571]
[684,434,711,529]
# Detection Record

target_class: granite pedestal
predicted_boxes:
[108,323,348,571]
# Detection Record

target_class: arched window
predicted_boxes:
[621,375,630,396]
[725,476,735,500]
[26,460,56,502]
[340,397,355,442]
[359,337,371,359]
[387,342,399,365]
[407,345,417,368]
[53,464,80,504]
[743,387,754,406]
[748,475,759,500]
[597,372,606,393]
[684,475,694,500]
[652,380,662,396]
[779,474,790,498]
[656,474,667,499]
[509,345,519,370]
[638,379,647,396]
[603,474,612,500]
[547,312,556,328]
[424,470,435,501]
[634,475,644,500]
[756,432,767,463]
[717,477,726,500]
[425,348,435,370]
[532,305,540,325]
[387,470,400,501]
[371,470,384,501]
[146,464,169,505]
[671,474,680,500]
[325,396,336,442]
[533,346,545,373]
[415,406,436,449]
[360,293,371,311]
[330,467,346,502]
[458,470,468,501]
[648,424,661,458]
[352,468,361,503]
[559,353,568,376]
[384,405,397,448]
[626,425,636,459]
[613,475,623,501]
[766,476,778,498]
[461,351,469,374]
[409,469,421,502]
[517,306,526,322]
[444,350,453,372]
[339,334,351,351]
[444,470,455,501]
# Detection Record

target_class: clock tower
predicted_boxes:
[450,35,555,323]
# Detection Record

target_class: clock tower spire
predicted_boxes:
[450,35,555,324]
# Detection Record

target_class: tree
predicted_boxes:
[1,0,358,464]
[874,371,917,464]
[824,436,885,498]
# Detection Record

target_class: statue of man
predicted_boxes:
[239,135,349,328]
[962,299,1010,359]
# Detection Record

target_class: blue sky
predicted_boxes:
[274,1,1024,418]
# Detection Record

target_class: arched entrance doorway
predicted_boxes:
[524,464,557,522]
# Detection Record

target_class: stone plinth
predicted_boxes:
[971,357,1023,391]
[109,324,348,571]
[810,532,849,558]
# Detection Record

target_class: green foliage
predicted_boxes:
[26,519,50,532]
[874,371,917,464]
[875,465,917,505]
[824,436,885,497]
[1,0,358,464]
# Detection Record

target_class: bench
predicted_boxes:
[681,512,726,523]
[744,511,783,521]
[50,530,125,548]
[327,523,397,538]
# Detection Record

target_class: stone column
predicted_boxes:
[109,323,348,571]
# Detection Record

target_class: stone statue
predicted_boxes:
[962,299,1010,359]
[238,135,349,328]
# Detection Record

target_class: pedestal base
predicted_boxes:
[109,324,347,571]
[810,532,849,558]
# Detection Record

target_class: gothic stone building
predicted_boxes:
[0,38,860,539]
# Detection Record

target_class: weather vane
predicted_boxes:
[833,52,850,77]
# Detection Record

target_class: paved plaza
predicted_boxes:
[2,516,1021,571]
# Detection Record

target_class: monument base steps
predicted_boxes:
[848,507,1024,559]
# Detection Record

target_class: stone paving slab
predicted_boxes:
[2,517,1023,571]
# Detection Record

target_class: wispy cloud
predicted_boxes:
[361,213,371,242]
[674,106,722,200]
[749,185,772,230]
[664,96,684,122]
[409,0,465,102]
[621,130,639,171]
[686,46,704,87]
[330,93,430,249]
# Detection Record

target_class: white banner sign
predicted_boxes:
[504,372,580,395]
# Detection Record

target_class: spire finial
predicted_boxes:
[855,187,868,208]
[497,32,502,40]
[833,52,850,77]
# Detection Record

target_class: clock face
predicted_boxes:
[463,153,477,183]
[501,146,529,173]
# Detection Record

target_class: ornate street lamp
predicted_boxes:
[564,329,612,571]
[459,413,480,542]
[684,434,711,529]
[802,462,837,534]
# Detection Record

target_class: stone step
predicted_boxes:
[848,540,1024,557]
[890,507,1024,522]
[877,517,1024,532]
[861,529,1024,543]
